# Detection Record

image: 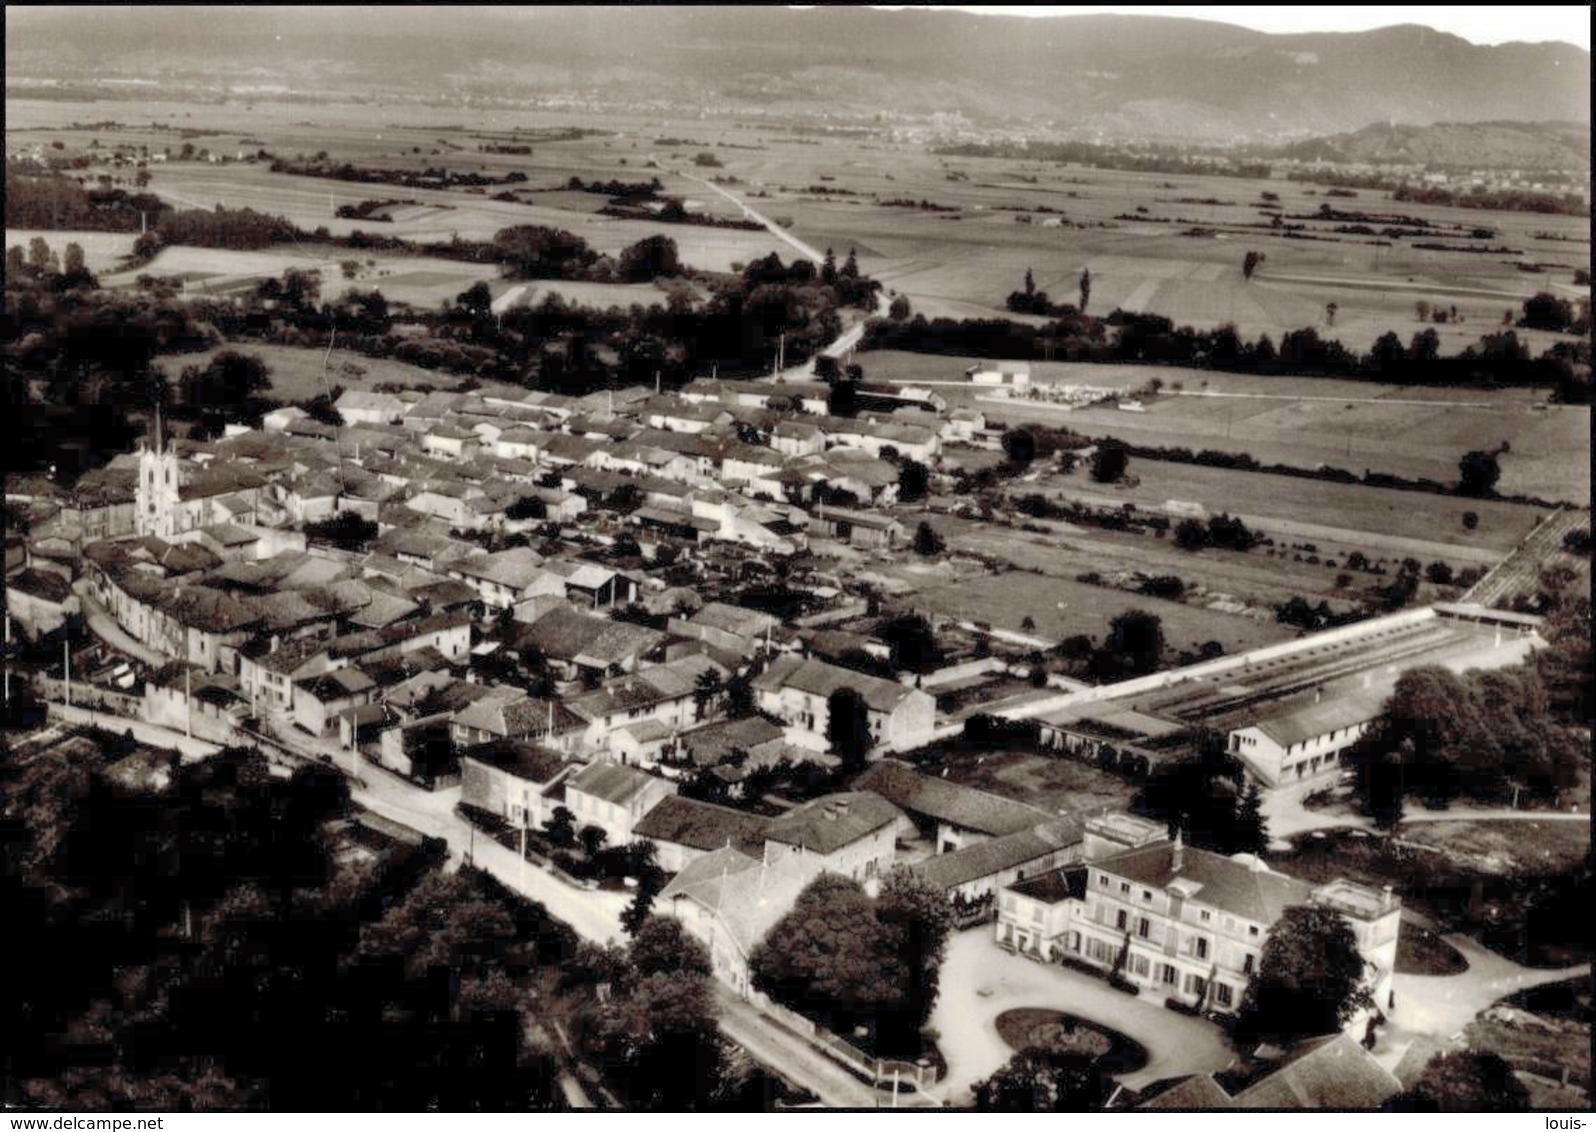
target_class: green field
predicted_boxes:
[160,342,506,403]
[857,351,1589,507]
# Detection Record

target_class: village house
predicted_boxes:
[760,791,906,884]
[446,546,546,609]
[632,794,772,873]
[563,761,678,847]
[292,667,377,737]
[566,653,731,752]
[752,655,935,753]
[458,739,575,830]
[658,845,814,998]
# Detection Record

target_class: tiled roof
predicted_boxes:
[1136,1075,1235,1110]
[912,817,1082,892]
[460,739,567,785]
[1093,842,1314,926]
[855,759,1055,837]
[567,761,665,807]
[752,655,918,714]
[1250,694,1386,749]
[633,795,771,854]
[762,791,904,855]
[659,846,810,959]
[1229,1033,1402,1109]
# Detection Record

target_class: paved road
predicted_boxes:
[713,987,931,1109]
[258,710,629,945]
[671,165,890,380]
[71,580,168,666]
[931,928,1235,1104]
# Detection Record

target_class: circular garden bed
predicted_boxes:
[994,1008,1149,1074]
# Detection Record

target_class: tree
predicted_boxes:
[1103,609,1164,678]
[579,824,608,861]
[578,921,723,1109]
[912,521,945,557]
[628,914,712,978]
[1089,442,1129,484]
[692,668,724,721]
[620,846,667,937]
[6,244,25,279]
[841,248,859,278]
[975,1049,1111,1111]
[749,874,903,1039]
[888,294,911,321]
[821,247,837,285]
[542,805,576,849]
[1174,517,1207,551]
[880,613,941,674]
[1001,428,1036,468]
[825,687,872,768]
[897,458,929,502]
[1234,904,1373,1046]
[1024,267,1036,296]
[62,242,87,277]
[179,350,273,422]
[456,280,493,315]
[1078,266,1091,312]
[1232,779,1269,855]
[875,868,954,1048]
[1391,1051,1530,1112]
[1415,300,1431,323]
[724,675,756,720]
[1242,250,1264,280]
[1325,302,1338,327]
[1457,450,1501,497]
[618,234,680,282]
[28,236,52,273]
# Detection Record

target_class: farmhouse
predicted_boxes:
[751,655,935,752]
[632,794,772,872]
[759,791,906,884]
[563,761,677,847]
[458,740,574,830]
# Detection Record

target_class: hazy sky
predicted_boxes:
[881,6,1591,50]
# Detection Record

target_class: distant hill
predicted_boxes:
[6,8,1590,141]
[1277,121,1592,169]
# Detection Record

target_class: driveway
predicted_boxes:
[931,928,1235,1103]
[1387,931,1590,1042]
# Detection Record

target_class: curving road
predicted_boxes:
[668,164,891,380]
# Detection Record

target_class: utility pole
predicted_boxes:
[63,638,71,707]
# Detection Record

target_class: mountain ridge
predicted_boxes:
[6,8,1589,140]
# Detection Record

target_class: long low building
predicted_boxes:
[1032,603,1546,795]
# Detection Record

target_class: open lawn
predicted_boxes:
[157,341,513,403]
[1400,819,1591,876]
[900,568,1294,656]
[1030,461,1545,555]
[912,511,1378,621]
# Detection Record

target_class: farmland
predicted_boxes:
[856,351,1588,506]
[156,342,504,403]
